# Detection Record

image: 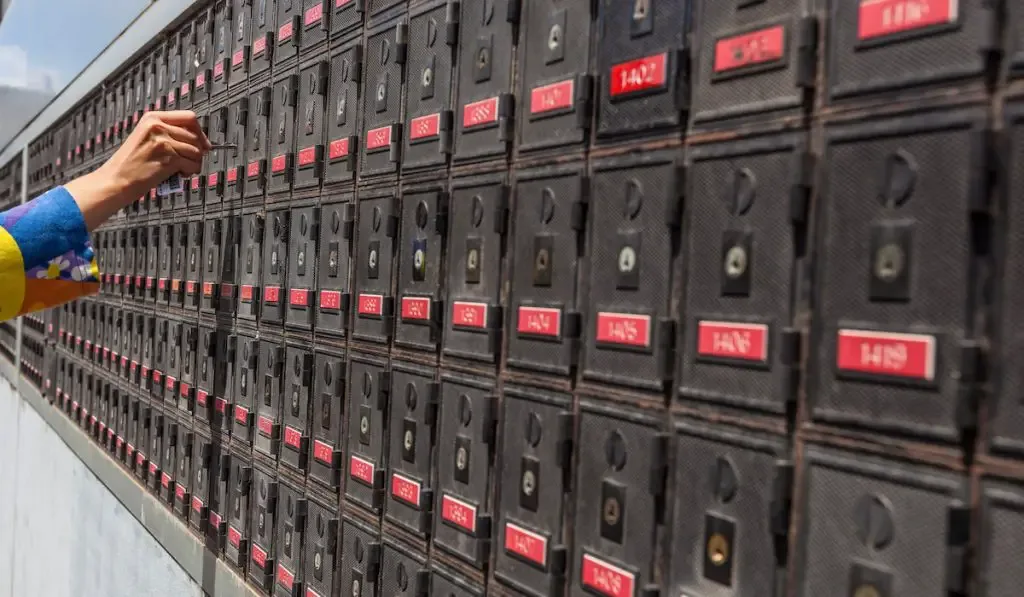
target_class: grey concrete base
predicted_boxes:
[0,364,257,597]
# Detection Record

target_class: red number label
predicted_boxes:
[859,0,957,40]
[530,79,574,115]
[714,26,786,73]
[609,53,668,97]
[836,329,937,381]
[462,96,499,128]
[696,321,769,363]
[595,312,651,348]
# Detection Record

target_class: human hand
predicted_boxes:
[66,110,212,230]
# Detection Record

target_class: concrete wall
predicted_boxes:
[0,377,203,597]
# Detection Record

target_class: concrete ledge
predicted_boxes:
[12,368,257,597]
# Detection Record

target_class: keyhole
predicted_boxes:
[535,248,549,272]
[724,246,747,279]
[548,24,562,51]
[633,0,648,20]
[874,244,904,282]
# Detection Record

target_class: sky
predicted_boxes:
[0,0,148,93]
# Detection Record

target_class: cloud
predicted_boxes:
[0,44,61,92]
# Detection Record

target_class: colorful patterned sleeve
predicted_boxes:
[0,186,100,322]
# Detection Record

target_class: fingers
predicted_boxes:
[163,136,204,163]
[147,110,212,149]
[158,123,207,151]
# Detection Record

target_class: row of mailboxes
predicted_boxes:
[68,100,1021,453]
[28,0,1021,199]
[33,340,1024,597]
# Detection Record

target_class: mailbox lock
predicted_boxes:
[404,430,414,451]
[422,66,433,89]
[360,415,369,435]
[707,533,730,566]
[724,246,747,279]
[874,243,904,282]
[853,586,880,597]
[618,246,636,274]
[535,247,550,272]
[603,495,620,527]
[314,551,322,571]
[351,579,361,597]
[522,469,536,497]
[456,445,468,471]
[548,23,562,51]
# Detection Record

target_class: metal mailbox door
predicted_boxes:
[442,179,507,363]
[808,109,985,443]
[353,191,398,343]
[432,374,497,569]
[395,187,447,351]
[345,354,390,513]
[246,86,273,200]
[323,42,363,185]
[452,0,516,161]
[295,60,329,190]
[508,167,584,376]
[360,18,407,177]
[286,206,320,329]
[494,387,573,597]
[316,199,354,336]
[403,1,457,170]
[583,152,681,390]
[262,209,291,325]
[384,363,438,537]
[795,446,968,597]
[594,0,689,137]
[570,400,667,597]
[310,350,345,488]
[679,133,808,415]
[517,0,592,151]
[270,73,300,195]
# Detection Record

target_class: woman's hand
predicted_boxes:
[65,111,212,231]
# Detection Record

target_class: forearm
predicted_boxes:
[0,187,99,322]
[64,166,138,233]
